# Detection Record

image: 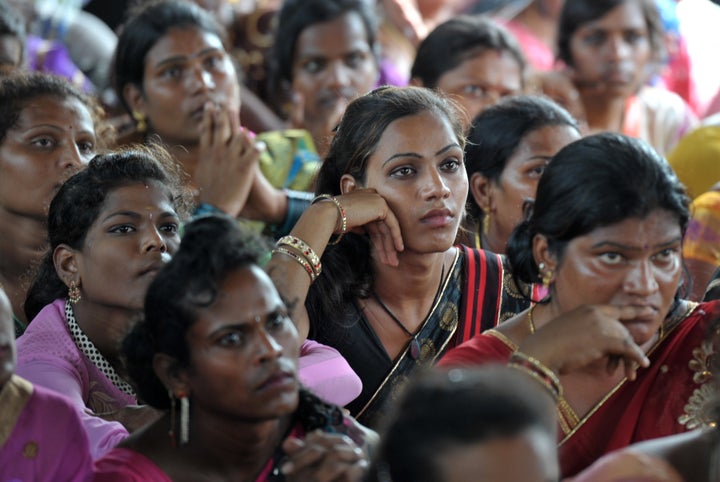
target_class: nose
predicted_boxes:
[143,225,168,253]
[420,167,452,200]
[623,260,659,296]
[256,328,283,363]
[58,144,86,171]
[325,60,352,90]
[607,35,631,62]
[186,64,216,93]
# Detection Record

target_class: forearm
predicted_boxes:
[240,165,288,223]
[266,200,341,339]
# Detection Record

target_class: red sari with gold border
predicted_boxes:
[438,300,720,478]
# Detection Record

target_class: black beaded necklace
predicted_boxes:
[371,265,445,360]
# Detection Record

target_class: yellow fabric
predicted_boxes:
[257,128,320,192]
[683,190,720,265]
[667,125,720,199]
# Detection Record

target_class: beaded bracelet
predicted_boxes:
[312,194,347,245]
[272,247,317,282]
[509,351,563,400]
[276,235,322,278]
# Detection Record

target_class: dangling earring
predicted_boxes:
[482,212,490,235]
[537,263,552,288]
[132,110,147,133]
[179,392,190,445]
[659,321,665,340]
[68,281,81,304]
[168,390,177,447]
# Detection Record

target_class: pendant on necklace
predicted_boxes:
[410,337,421,360]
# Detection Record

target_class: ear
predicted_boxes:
[470,172,494,214]
[53,244,80,289]
[340,174,360,194]
[532,233,558,281]
[123,83,146,116]
[153,353,190,396]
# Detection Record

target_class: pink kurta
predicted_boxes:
[16,299,134,459]
[0,375,93,481]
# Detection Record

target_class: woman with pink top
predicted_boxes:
[16,146,190,459]
[94,214,374,481]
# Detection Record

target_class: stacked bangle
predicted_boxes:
[312,194,347,245]
[272,246,317,282]
[276,235,322,277]
[509,351,563,401]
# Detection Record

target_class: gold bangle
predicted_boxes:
[312,194,347,245]
[276,235,322,277]
[508,363,561,401]
[509,351,563,398]
[272,247,317,282]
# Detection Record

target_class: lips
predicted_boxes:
[256,366,297,393]
[138,255,170,277]
[420,208,454,227]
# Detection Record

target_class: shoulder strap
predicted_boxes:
[458,245,504,345]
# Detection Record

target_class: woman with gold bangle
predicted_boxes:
[266,86,532,429]
[440,132,720,478]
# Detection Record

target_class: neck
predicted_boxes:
[0,208,49,323]
[371,249,451,329]
[480,226,506,255]
[181,412,291,477]
[581,94,627,133]
[71,301,139,373]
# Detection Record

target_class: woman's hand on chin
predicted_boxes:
[519,304,651,380]
[335,189,404,266]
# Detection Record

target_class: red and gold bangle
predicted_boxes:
[271,246,317,282]
[509,351,563,400]
[276,235,321,277]
[312,194,347,245]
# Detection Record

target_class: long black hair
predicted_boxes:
[307,86,465,340]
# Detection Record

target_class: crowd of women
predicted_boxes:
[1,0,720,481]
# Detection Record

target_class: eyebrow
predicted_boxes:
[590,236,682,251]
[382,143,461,166]
[524,155,553,162]
[153,47,222,69]
[102,210,178,223]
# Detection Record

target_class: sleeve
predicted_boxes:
[436,333,513,368]
[299,339,363,406]
[53,399,95,482]
[16,357,128,459]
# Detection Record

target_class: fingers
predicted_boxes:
[281,432,367,482]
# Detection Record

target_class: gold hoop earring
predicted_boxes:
[132,110,147,133]
[68,281,81,304]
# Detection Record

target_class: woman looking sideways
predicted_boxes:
[0,72,109,335]
[266,86,532,428]
[440,133,719,477]
[461,95,580,254]
[17,146,191,458]
[94,215,374,481]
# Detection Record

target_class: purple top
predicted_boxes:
[0,375,93,481]
[298,339,362,406]
[16,299,133,459]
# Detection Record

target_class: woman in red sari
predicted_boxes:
[439,132,720,477]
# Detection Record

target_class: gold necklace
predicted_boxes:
[527,304,537,334]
